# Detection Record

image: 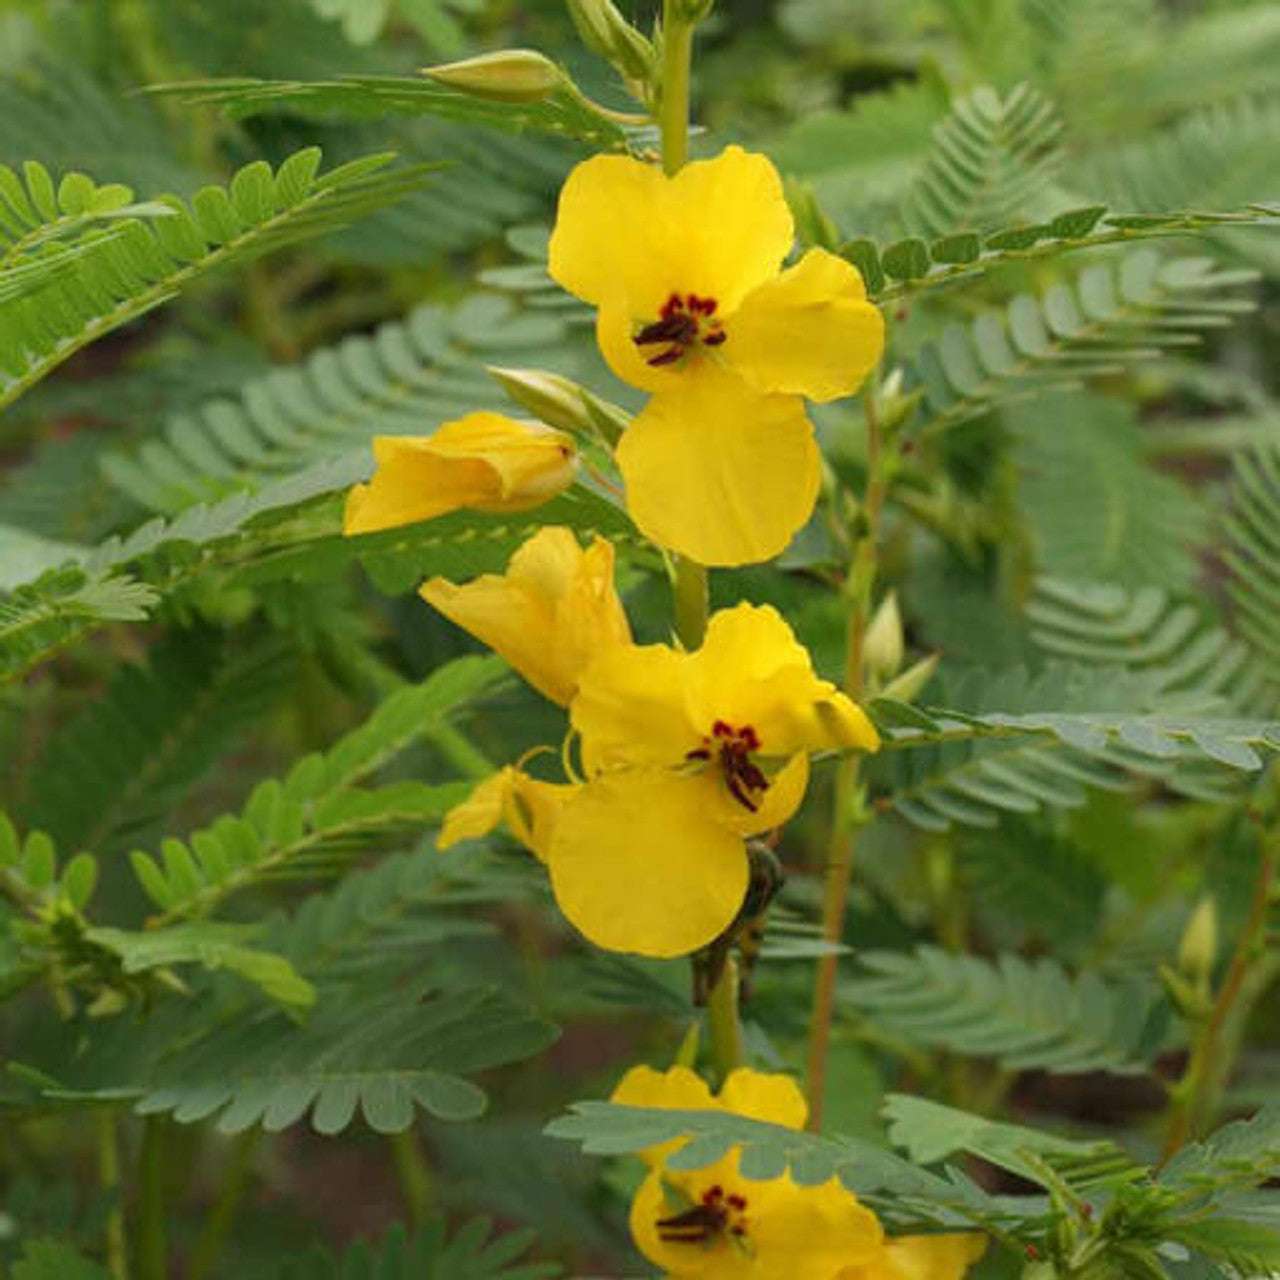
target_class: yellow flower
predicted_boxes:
[611,1066,884,1279]
[548,146,883,403]
[437,764,575,863]
[343,412,577,535]
[545,603,879,957]
[547,145,883,567]
[612,1065,987,1280]
[421,526,631,706]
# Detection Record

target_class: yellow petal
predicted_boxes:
[546,770,748,958]
[748,1174,885,1277]
[344,435,497,535]
[670,147,795,314]
[883,1235,989,1280]
[547,155,672,315]
[506,773,576,863]
[717,1068,808,1129]
[548,147,793,319]
[728,248,885,402]
[617,370,821,567]
[421,527,629,706]
[343,414,576,535]
[630,1167,745,1280]
[612,1064,716,1112]
[687,604,880,756]
[570,642,697,773]
[437,768,513,849]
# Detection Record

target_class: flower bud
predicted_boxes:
[878,652,939,705]
[423,50,563,103]
[863,591,904,683]
[488,366,631,447]
[567,0,655,81]
[1178,896,1218,985]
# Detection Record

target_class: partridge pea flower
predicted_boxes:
[343,413,577,535]
[611,1065,883,1279]
[547,145,883,566]
[612,1065,987,1280]
[547,603,879,957]
[421,526,631,707]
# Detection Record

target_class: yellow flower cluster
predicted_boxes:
[343,146,883,568]
[432,526,879,957]
[613,1064,987,1280]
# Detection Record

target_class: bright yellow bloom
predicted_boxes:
[343,413,577,535]
[547,145,883,568]
[421,526,631,706]
[612,1066,987,1280]
[548,146,883,402]
[545,603,879,957]
[612,1066,884,1279]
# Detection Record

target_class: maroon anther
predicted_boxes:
[688,722,768,812]
[635,291,725,366]
[655,1184,749,1246]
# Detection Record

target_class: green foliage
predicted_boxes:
[102,295,582,515]
[909,252,1257,435]
[0,148,435,411]
[279,1218,561,1279]
[128,655,504,920]
[17,628,293,855]
[1012,394,1210,591]
[11,1240,109,1280]
[1223,440,1280,683]
[845,946,1168,1075]
[146,75,631,148]
[870,663,1273,831]
[902,83,1062,238]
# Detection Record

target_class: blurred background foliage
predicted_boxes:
[3,0,1280,1276]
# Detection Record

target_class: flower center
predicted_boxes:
[687,720,767,812]
[656,1183,750,1246]
[634,292,726,367]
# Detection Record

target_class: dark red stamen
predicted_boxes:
[635,291,724,367]
[689,722,768,812]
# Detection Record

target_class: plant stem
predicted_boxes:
[135,1118,167,1280]
[1160,837,1276,1163]
[97,1110,129,1280]
[707,956,744,1082]
[672,555,708,648]
[188,1130,260,1280]
[390,1128,436,1227]
[658,1,694,176]
[805,376,886,1131]
[657,0,740,1078]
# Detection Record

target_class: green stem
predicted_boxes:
[805,372,885,1131]
[390,1128,435,1227]
[97,1111,129,1280]
[672,555,708,649]
[658,2,694,176]
[1160,838,1276,1163]
[707,957,744,1082]
[135,1118,167,1280]
[188,1131,260,1280]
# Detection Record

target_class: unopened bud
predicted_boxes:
[879,653,939,705]
[567,0,655,81]
[863,592,904,683]
[1178,897,1218,985]
[488,366,632,446]
[423,50,563,103]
